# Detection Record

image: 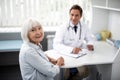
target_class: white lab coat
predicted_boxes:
[53,21,94,54]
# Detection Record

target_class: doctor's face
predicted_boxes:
[28,25,44,45]
[69,9,81,25]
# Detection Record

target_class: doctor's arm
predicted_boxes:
[53,27,73,54]
[85,27,94,51]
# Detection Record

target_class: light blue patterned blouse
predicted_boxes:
[19,42,60,80]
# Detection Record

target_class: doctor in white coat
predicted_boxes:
[53,4,98,80]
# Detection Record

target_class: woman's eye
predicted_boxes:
[38,27,41,30]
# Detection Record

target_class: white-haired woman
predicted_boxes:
[19,19,64,80]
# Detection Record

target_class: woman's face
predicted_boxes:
[28,24,44,45]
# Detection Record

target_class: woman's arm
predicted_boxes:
[46,55,64,66]
[46,55,57,65]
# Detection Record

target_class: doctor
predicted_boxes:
[53,4,98,80]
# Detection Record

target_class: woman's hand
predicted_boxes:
[56,57,64,66]
[47,55,64,66]
[49,58,57,65]
[46,55,57,64]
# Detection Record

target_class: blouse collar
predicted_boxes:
[26,42,42,50]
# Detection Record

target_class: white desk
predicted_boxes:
[45,41,120,80]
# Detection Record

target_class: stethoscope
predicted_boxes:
[67,21,82,40]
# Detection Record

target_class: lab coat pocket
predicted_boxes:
[64,38,73,45]
[63,32,74,45]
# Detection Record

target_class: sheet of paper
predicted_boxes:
[59,49,88,58]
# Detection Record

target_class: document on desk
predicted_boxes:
[61,49,88,58]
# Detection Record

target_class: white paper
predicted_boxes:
[59,49,88,58]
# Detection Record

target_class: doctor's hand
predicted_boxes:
[72,47,82,54]
[56,57,64,66]
[87,45,94,51]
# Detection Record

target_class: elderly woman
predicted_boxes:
[19,18,64,80]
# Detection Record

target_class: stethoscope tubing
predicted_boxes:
[67,21,82,39]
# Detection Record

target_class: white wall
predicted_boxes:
[91,7,109,34]
[91,0,120,40]
[108,11,120,40]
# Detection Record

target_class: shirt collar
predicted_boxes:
[27,42,42,50]
[69,21,80,28]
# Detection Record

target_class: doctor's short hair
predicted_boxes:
[21,18,42,43]
[69,4,83,16]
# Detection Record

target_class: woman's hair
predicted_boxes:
[69,4,83,16]
[21,18,42,43]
